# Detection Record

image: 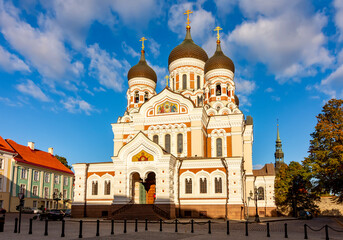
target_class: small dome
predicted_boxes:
[204,41,235,74]
[168,28,208,66]
[128,50,157,83]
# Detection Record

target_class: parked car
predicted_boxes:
[299,210,313,220]
[21,207,34,214]
[62,209,71,217]
[32,208,42,214]
[39,210,65,221]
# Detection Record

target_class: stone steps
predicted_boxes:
[112,204,164,220]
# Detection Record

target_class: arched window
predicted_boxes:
[134,91,139,103]
[197,76,201,89]
[153,135,159,144]
[92,181,98,195]
[215,177,222,193]
[177,133,183,154]
[216,84,221,96]
[200,178,207,193]
[185,178,192,194]
[104,180,111,195]
[182,74,187,89]
[165,134,171,153]
[216,138,223,157]
[258,187,264,200]
[144,92,149,102]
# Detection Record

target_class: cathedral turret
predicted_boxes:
[204,27,236,112]
[274,122,284,172]
[127,37,157,111]
[168,10,208,106]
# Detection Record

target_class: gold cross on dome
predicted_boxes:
[140,37,147,50]
[184,10,193,27]
[214,26,223,41]
[165,75,169,87]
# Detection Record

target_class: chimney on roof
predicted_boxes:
[28,142,35,150]
[48,147,53,155]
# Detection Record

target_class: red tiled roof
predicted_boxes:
[6,139,74,175]
[0,136,16,153]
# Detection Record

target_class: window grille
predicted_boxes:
[134,91,139,103]
[177,133,183,154]
[215,177,222,193]
[153,135,159,144]
[258,187,264,200]
[182,74,187,89]
[34,171,39,181]
[44,173,50,183]
[197,76,201,89]
[185,178,192,194]
[200,178,207,193]
[165,134,171,153]
[44,187,49,198]
[216,138,223,157]
[104,180,111,195]
[92,181,98,195]
[32,186,38,196]
[144,92,149,102]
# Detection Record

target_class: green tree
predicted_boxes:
[303,98,343,202]
[275,162,319,216]
[55,154,72,170]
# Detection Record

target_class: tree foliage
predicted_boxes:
[275,161,319,216]
[55,154,72,170]
[303,99,343,202]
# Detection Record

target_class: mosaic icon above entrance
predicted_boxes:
[132,150,154,162]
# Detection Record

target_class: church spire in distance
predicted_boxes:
[274,119,284,172]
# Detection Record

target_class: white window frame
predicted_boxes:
[63,177,68,186]
[44,187,49,198]
[32,185,38,196]
[20,184,26,194]
[44,173,50,183]
[33,170,39,181]
[21,168,27,179]
[54,175,59,184]
[63,189,67,199]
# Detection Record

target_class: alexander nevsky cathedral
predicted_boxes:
[72,11,276,220]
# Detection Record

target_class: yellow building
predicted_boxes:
[0,136,16,211]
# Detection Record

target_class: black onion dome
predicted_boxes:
[128,50,157,83]
[204,41,235,74]
[168,28,208,65]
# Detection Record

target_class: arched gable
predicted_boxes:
[138,88,196,117]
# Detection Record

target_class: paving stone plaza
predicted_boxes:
[1,213,343,239]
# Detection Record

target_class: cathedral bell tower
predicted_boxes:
[274,122,284,172]
[204,26,237,112]
[127,37,157,112]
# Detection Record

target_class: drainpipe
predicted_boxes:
[177,159,183,218]
[83,163,89,217]
[220,158,229,220]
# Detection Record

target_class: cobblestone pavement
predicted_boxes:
[1,213,343,239]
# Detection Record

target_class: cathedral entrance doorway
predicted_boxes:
[131,172,156,204]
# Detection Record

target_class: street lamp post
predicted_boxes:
[247,190,253,221]
[254,187,260,222]
[53,192,62,210]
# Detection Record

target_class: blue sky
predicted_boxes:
[0,0,342,169]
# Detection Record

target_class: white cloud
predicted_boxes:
[0,45,30,72]
[316,64,343,98]
[168,2,215,41]
[227,9,333,80]
[0,1,79,81]
[334,0,343,41]
[235,78,256,107]
[265,87,273,93]
[87,43,129,92]
[0,96,22,107]
[16,79,50,102]
[147,61,167,88]
[60,96,94,115]
[214,0,237,16]
[253,164,264,169]
[122,42,140,58]
[147,38,161,58]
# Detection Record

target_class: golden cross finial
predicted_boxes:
[214,26,223,41]
[184,10,193,27]
[165,75,169,87]
[139,37,147,50]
